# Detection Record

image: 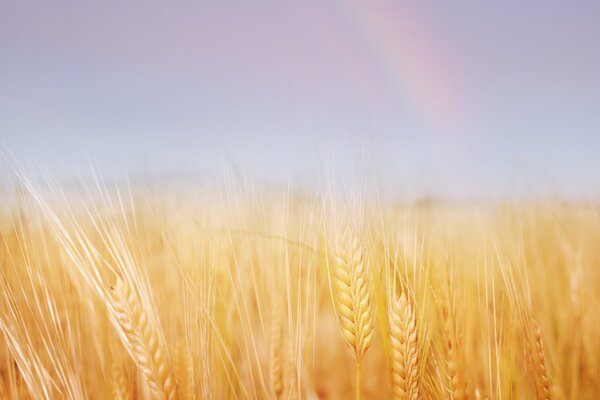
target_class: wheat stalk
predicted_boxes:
[333,229,373,400]
[108,277,178,400]
[389,292,419,400]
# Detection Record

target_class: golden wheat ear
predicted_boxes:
[441,303,469,400]
[332,229,374,361]
[284,335,298,400]
[111,361,132,400]
[108,277,178,400]
[389,292,419,400]
[269,294,284,399]
[174,342,193,400]
[332,228,373,399]
[526,318,551,400]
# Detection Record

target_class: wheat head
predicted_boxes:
[531,319,551,400]
[442,304,469,400]
[389,292,419,400]
[333,229,373,361]
[284,336,298,400]
[109,277,178,400]
[269,295,284,399]
[111,361,131,400]
[174,342,193,400]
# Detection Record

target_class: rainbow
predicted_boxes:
[340,0,464,131]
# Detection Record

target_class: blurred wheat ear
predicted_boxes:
[174,341,193,400]
[441,302,469,400]
[525,318,552,400]
[269,294,284,399]
[111,361,131,400]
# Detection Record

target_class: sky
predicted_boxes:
[1,1,599,199]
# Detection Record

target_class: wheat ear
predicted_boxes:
[284,336,298,400]
[269,295,284,399]
[174,342,193,400]
[333,229,373,400]
[531,319,551,400]
[441,304,469,400]
[389,293,419,400]
[109,278,178,400]
[111,361,131,400]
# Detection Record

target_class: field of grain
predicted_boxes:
[0,184,599,399]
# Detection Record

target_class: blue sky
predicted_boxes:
[1,1,599,199]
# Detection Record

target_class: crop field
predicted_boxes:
[0,184,598,399]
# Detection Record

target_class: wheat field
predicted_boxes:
[0,183,599,399]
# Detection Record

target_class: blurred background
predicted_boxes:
[1,0,599,200]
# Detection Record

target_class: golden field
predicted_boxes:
[0,184,599,399]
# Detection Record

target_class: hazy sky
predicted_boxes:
[1,1,599,198]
